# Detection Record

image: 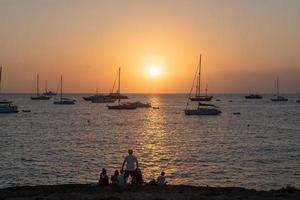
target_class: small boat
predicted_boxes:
[127,101,151,108]
[107,68,137,110]
[245,94,263,99]
[31,75,50,100]
[189,55,213,101]
[83,96,92,101]
[43,80,57,96]
[53,75,76,105]
[271,77,288,101]
[0,100,18,113]
[22,110,31,113]
[185,102,221,116]
[152,106,160,109]
[0,66,18,113]
[91,94,115,103]
[107,93,129,100]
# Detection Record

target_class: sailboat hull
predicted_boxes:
[189,96,213,101]
[31,96,50,100]
[271,96,288,101]
[185,108,221,115]
[107,104,137,110]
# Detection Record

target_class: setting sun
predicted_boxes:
[149,67,160,77]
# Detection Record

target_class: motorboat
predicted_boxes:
[0,100,18,113]
[91,94,115,103]
[245,94,263,99]
[185,102,221,116]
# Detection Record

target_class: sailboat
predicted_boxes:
[43,80,57,96]
[53,75,76,105]
[271,76,288,101]
[0,66,18,113]
[185,55,221,116]
[30,74,50,100]
[107,69,129,100]
[189,54,213,101]
[107,68,137,110]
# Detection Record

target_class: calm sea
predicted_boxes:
[0,94,299,190]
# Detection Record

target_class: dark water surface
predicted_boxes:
[0,94,299,189]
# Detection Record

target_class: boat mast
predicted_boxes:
[37,74,39,96]
[118,67,121,105]
[276,76,279,97]
[0,66,2,93]
[60,75,63,101]
[196,54,202,97]
[45,80,48,93]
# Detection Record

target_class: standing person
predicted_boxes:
[99,168,109,186]
[121,149,139,184]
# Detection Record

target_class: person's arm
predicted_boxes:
[121,159,126,172]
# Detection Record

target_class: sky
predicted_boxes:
[0,0,299,94]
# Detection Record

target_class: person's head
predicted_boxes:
[102,168,107,174]
[114,170,119,176]
[161,171,165,176]
[128,149,133,155]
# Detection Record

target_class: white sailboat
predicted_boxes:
[0,66,18,113]
[107,68,137,110]
[31,74,50,100]
[271,76,288,101]
[53,75,76,105]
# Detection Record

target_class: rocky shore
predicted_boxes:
[0,184,299,200]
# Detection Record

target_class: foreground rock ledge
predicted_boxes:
[0,184,299,200]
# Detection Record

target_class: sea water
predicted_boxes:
[0,94,299,189]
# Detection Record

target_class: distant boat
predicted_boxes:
[297,94,300,103]
[127,101,151,108]
[91,94,115,103]
[185,102,221,116]
[271,76,288,101]
[189,54,213,101]
[53,75,76,105]
[31,74,50,100]
[107,68,129,100]
[0,66,18,113]
[43,80,57,96]
[245,94,263,99]
[83,96,92,101]
[107,68,137,110]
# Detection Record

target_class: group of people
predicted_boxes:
[99,149,167,186]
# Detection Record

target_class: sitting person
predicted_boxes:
[157,171,167,186]
[134,168,144,185]
[117,170,125,186]
[99,168,109,186]
[111,170,119,185]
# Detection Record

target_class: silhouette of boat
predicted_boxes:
[245,94,263,99]
[107,68,137,110]
[31,75,50,100]
[271,77,288,101]
[91,94,115,103]
[83,96,92,101]
[297,94,300,103]
[185,102,221,116]
[0,66,18,113]
[43,81,57,96]
[189,54,213,101]
[53,75,76,105]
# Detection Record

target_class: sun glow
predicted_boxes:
[149,67,160,77]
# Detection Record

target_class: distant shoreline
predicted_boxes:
[0,184,299,200]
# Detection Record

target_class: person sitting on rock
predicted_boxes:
[157,171,167,186]
[99,168,109,186]
[111,170,119,185]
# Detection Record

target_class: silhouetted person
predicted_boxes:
[111,170,119,185]
[121,149,139,184]
[157,171,167,186]
[134,168,144,185]
[99,168,109,186]
[117,170,125,186]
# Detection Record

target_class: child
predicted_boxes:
[157,171,167,186]
[111,170,119,185]
[117,170,125,186]
[99,168,109,186]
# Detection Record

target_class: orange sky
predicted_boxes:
[0,0,299,94]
